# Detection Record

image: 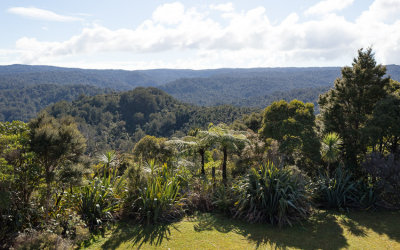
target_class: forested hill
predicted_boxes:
[159,65,400,107]
[0,64,238,89]
[1,64,399,121]
[46,87,254,153]
[0,83,111,121]
[3,64,399,91]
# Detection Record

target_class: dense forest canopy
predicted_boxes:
[45,87,254,153]
[1,64,399,122]
[0,83,111,121]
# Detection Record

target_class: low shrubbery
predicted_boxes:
[362,152,400,208]
[312,167,359,209]
[186,177,213,212]
[233,162,311,226]
[311,167,378,210]
[73,168,124,231]
[127,163,186,224]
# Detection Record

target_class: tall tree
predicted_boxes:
[366,88,400,155]
[319,48,390,172]
[201,123,248,183]
[29,113,86,217]
[166,130,212,176]
[260,99,320,173]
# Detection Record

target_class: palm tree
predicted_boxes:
[321,132,342,174]
[200,123,249,183]
[166,131,212,176]
[98,150,119,177]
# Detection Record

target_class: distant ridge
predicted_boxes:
[0,64,399,121]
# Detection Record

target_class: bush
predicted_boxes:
[12,230,73,250]
[233,162,311,227]
[186,177,213,213]
[212,184,235,214]
[73,169,124,231]
[130,163,186,224]
[362,152,400,208]
[312,167,359,209]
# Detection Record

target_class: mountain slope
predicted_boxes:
[0,83,110,121]
[46,87,254,153]
[1,64,399,122]
[159,65,400,107]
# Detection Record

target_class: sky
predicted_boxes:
[0,0,399,69]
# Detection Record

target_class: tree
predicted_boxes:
[321,132,342,174]
[366,90,400,155]
[133,135,173,165]
[0,121,41,237]
[201,123,248,183]
[166,134,211,176]
[319,48,390,173]
[260,99,320,172]
[29,113,86,217]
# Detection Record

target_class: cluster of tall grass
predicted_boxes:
[234,162,311,226]
[127,162,186,224]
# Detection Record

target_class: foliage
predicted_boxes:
[312,167,360,210]
[201,123,249,182]
[321,132,342,173]
[319,48,390,173]
[366,89,400,155]
[361,152,400,208]
[29,113,86,217]
[212,184,235,214]
[130,163,186,224]
[260,99,321,174]
[234,162,311,226]
[12,230,73,250]
[46,87,252,153]
[73,167,124,231]
[0,121,42,244]
[231,131,266,177]
[133,135,173,165]
[0,83,109,122]
[186,178,213,212]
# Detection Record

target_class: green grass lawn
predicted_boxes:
[85,210,400,249]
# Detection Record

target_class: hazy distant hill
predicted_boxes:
[1,64,399,121]
[160,65,400,107]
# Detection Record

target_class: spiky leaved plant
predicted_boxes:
[234,162,310,227]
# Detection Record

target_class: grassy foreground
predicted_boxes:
[85,210,400,249]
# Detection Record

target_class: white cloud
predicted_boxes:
[8,0,400,68]
[305,0,354,16]
[358,0,400,23]
[152,2,186,25]
[8,7,83,22]
[209,3,234,12]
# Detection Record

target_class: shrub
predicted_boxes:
[362,152,400,208]
[73,169,124,231]
[186,177,213,213]
[130,163,186,224]
[312,167,359,209]
[234,162,311,227]
[212,183,235,215]
[12,230,73,250]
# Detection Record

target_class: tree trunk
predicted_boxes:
[222,147,227,183]
[212,166,216,189]
[200,149,205,176]
[327,162,330,177]
[45,170,52,221]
